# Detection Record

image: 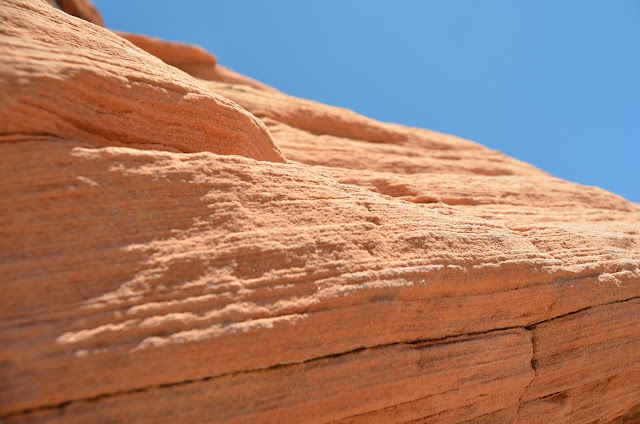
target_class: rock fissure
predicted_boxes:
[515,329,537,424]
[6,295,639,420]
[524,294,640,330]
[1,329,516,419]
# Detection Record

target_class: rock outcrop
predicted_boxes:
[118,32,279,93]
[44,0,103,26]
[0,0,284,162]
[1,1,639,423]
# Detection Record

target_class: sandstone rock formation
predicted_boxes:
[1,1,639,423]
[44,0,102,26]
[0,0,284,162]
[118,32,279,93]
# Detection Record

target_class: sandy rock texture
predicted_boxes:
[44,0,102,26]
[1,1,639,423]
[119,32,278,93]
[0,0,284,162]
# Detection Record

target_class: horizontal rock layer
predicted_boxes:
[1,1,639,423]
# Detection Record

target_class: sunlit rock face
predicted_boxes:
[1,1,639,423]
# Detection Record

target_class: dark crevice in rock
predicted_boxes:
[5,295,639,420]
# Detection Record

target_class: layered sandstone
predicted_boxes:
[1,1,639,423]
[0,0,284,162]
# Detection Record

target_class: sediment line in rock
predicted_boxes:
[4,296,639,423]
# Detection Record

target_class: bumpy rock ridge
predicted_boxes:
[1,1,639,423]
[0,0,285,162]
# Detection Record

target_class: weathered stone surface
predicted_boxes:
[208,65,280,93]
[523,298,640,403]
[518,369,640,424]
[117,32,218,78]
[0,0,285,162]
[47,0,103,26]
[119,32,279,93]
[204,81,417,145]
[1,1,639,423]
[6,329,533,423]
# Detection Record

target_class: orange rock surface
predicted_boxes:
[1,1,639,423]
[0,0,284,162]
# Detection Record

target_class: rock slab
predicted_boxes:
[1,1,639,423]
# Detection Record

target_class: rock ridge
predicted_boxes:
[1,1,639,423]
[0,0,285,162]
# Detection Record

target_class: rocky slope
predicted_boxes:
[1,1,639,422]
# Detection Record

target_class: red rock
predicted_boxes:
[0,0,285,163]
[1,0,639,423]
[204,81,412,144]
[117,32,218,78]
[47,0,103,26]
[207,65,280,93]
[119,32,279,93]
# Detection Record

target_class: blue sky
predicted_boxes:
[94,0,640,203]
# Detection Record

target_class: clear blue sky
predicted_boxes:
[94,0,640,203]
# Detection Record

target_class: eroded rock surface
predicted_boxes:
[46,0,103,26]
[119,32,279,93]
[1,1,639,423]
[0,0,285,162]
